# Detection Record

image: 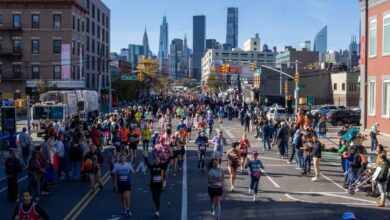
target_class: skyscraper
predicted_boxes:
[225,7,238,50]
[159,16,168,70]
[313,25,327,53]
[142,27,150,57]
[192,15,206,79]
[169,38,184,79]
[183,35,189,77]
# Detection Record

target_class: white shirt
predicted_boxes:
[55,140,65,157]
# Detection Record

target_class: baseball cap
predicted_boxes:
[342,212,356,220]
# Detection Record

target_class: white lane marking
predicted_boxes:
[258,156,286,161]
[284,193,375,206]
[320,173,347,192]
[285,191,377,204]
[265,164,295,167]
[0,176,28,193]
[181,146,188,220]
[261,168,280,188]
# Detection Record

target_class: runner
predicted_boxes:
[207,116,214,136]
[169,134,179,176]
[212,130,227,165]
[218,106,224,125]
[144,155,164,218]
[153,136,171,189]
[239,133,251,174]
[226,142,240,192]
[195,131,209,173]
[118,125,130,154]
[141,124,151,155]
[208,158,224,220]
[109,147,120,192]
[185,115,194,142]
[129,127,140,165]
[245,151,265,202]
[112,154,136,217]
[12,190,49,220]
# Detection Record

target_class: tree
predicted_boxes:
[207,73,227,93]
[111,78,140,101]
[137,57,159,96]
[36,79,50,94]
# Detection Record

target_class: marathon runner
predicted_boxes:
[109,147,120,192]
[212,130,227,165]
[184,115,194,142]
[143,154,164,218]
[239,134,251,174]
[12,190,49,220]
[112,154,136,217]
[195,131,209,173]
[245,151,265,202]
[169,134,179,176]
[208,158,224,220]
[153,137,171,189]
[226,142,240,192]
[129,127,140,165]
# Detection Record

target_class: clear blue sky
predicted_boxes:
[103,0,360,54]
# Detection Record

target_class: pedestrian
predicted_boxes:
[375,144,387,167]
[195,131,209,173]
[112,154,135,217]
[144,154,164,218]
[311,135,322,181]
[261,121,271,150]
[8,130,18,150]
[69,139,83,181]
[374,154,389,207]
[212,130,227,165]
[11,190,49,220]
[84,144,104,192]
[5,149,23,202]
[245,151,264,202]
[54,135,65,181]
[208,158,224,220]
[301,132,313,175]
[18,127,32,166]
[28,149,44,201]
[226,142,240,192]
[276,122,288,158]
[239,134,250,174]
[244,112,251,133]
[40,135,53,194]
[370,122,380,152]
[141,124,151,155]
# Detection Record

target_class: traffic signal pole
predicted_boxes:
[294,60,299,115]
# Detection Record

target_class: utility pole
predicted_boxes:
[108,59,112,113]
[294,60,299,115]
[27,95,31,135]
[97,38,103,113]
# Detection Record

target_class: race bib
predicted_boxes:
[153,175,162,182]
[199,145,206,151]
[212,181,222,187]
[119,174,129,182]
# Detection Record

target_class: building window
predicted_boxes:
[383,80,390,117]
[72,15,75,30]
[97,9,100,22]
[77,18,80,32]
[102,13,105,26]
[92,57,95,70]
[349,82,356,91]
[72,40,75,54]
[53,65,61,79]
[77,42,80,56]
[0,15,2,25]
[32,65,40,79]
[53,14,61,29]
[369,19,377,57]
[53,39,61,54]
[384,15,390,55]
[0,39,2,50]
[86,0,90,10]
[333,83,337,91]
[369,81,376,115]
[97,26,100,39]
[82,21,84,32]
[0,64,2,75]
[13,14,21,29]
[86,36,90,51]
[92,74,96,88]
[86,55,90,69]
[13,40,21,53]
[342,83,345,91]
[92,4,95,18]
[32,14,40,28]
[86,18,90,33]
[31,40,39,54]
[13,64,21,78]
[91,39,95,53]
[254,42,257,45]
[106,16,109,28]
[102,29,105,41]
[92,21,95,36]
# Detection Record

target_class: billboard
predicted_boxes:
[61,44,71,80]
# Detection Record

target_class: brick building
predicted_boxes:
[360,0,390,135]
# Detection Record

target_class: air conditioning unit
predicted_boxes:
[54,23,60,29]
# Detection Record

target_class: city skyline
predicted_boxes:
[104,0,360,54]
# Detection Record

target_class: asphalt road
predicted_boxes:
[0,119,389,220]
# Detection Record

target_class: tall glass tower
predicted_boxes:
[313,25,327,53]
[192,15,206,79]
[159,16,168,70]
[226,7,238,50]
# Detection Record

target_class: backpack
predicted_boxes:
[5,158,21,175]
[69,144,83,162]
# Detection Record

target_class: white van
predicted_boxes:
[267,107,287,122]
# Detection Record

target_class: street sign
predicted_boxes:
[121,75,138,81]
[255,68,262,74]
[1,107,16,133]
[306,95,315,106]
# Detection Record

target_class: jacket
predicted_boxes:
[376,161,389,182]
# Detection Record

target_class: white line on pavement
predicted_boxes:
[181,146,188,220]
[261,168,280,188]
[320,173,347,192]
[0,176,28,193]
[284,193,375,206]
[258,156,286,161]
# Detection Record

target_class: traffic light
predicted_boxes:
[225,64,230,73]
[138,73,144,81]
[284,81,288,94]
[294,73,300,83]
[221,64,226,73]
[250,63,255,72]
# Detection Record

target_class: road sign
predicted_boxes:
[307,95,315,106]
[1,107,16,133]
[121,75,138,81]
[255,68,262,74]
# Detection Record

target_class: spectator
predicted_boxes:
[5,149,23,202]
[370,122,380,152]
[28,149,44,200]
[19,127,32,166]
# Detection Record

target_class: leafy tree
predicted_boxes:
[207,73,227,93]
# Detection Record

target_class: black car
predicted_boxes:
[327,109,360,126]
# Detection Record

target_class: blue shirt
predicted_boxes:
[247,159,264,178]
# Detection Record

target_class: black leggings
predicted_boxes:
[198,151,206,169]
[151,182,163,211]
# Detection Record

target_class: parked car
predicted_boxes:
[267,107,287,122]
[326,109,360,126]
[311,105,346,116]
